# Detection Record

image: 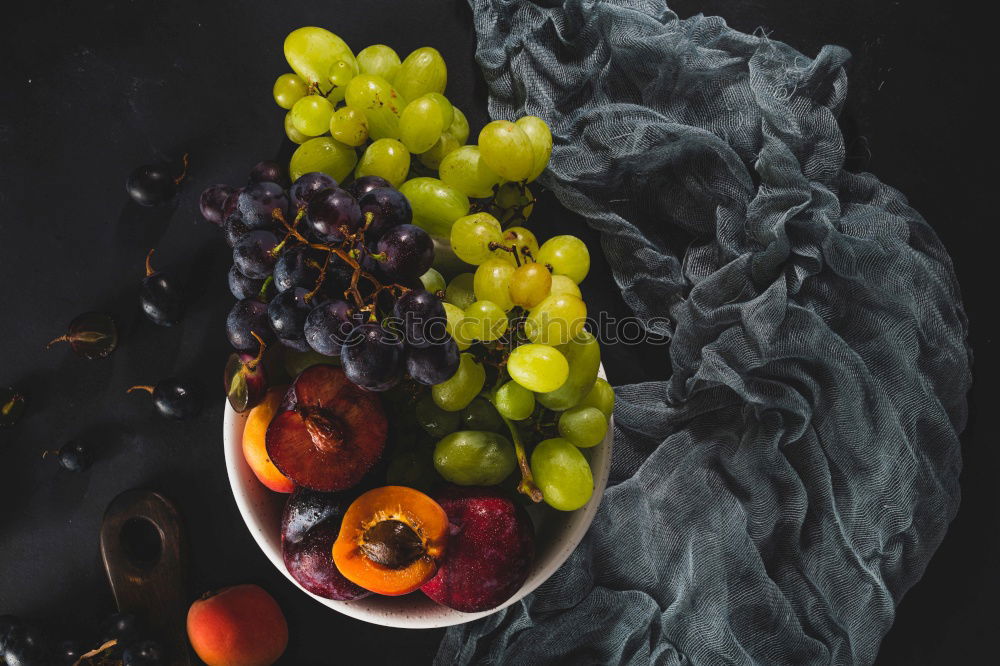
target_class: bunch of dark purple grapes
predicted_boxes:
[1,611,164,666]
[200,162,460,411]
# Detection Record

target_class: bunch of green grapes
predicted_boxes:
[276,27,611,513]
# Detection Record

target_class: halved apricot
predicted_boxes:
[332,486,449,596]
[266,365,387,492]
[242,387,295,493]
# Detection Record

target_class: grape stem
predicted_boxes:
[247,331,267,371]
[127,385,155,395]
[71,639,118,666]
[502,415,543,503]
[172,153,190,185]
[144,248,156,277]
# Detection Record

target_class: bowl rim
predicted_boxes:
[223,367,613,629]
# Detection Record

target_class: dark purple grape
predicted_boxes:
[223,213,250,247]
[280,336,312,352]
[140,250,184,327]
[341,323,403,391]
[274,245,325,292]
[1,619,50,666]
[406,338,460,385]
[290,172,337,209]
[1,387,26,428]
[235,181,288,230]
[304,300,363,356]
[375,224,434,281]
[122,640,165,666]
[359,187,412,241]
[226,299,274,351]
[199,184,235,225]
[233,230,280,279]
[249,160,288,188]
[392,288,447,348]
[347,175,391,199]
[56,639,87,665]
[224,351,268,413]
[46,312,118,359]
[267,287,314,341]
[51,441,93,472]
[227,265,267,300]
[126,164,177,207]
[307,187,362,243]
[100,613,141,644]
[129,379,201,420]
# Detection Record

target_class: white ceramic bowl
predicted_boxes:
[223,368,613,629]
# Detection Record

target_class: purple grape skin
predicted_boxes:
[304,300,363,356]
[375,224,434,281]
[235,181,288,230]
[290,172,337,209]
[279,336,312,352]
[358,187,412,241]
[307,187,362,243]
[249,160,288,187]
[228,265,266,300]
[233,230,280,279]
[406,338,460,385]
[267,287,314,341]
[392,288,446,348]
[226,299,274,350]
[341,323,404,392]
[199,184,235,225]
[273,245,324,293]
[223,214,250,247]
[347,175,391,199]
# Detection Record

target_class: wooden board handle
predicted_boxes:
[100,489,192,666]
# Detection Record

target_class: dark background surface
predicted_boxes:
[0,1,994,663]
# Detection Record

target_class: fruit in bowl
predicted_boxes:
[212,24,616,626]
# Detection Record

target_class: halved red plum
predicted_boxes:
[266,365,387,491]
[281,488,369,601]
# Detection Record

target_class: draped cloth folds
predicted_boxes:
[437,2,972,663]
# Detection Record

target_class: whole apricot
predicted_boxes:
[186,584,287,666]
[243,387,295,493]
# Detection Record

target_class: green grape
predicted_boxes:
[432,352,485,412]
[424,92,454,128]
[387,448,440,492]
[507,344,568,393]
[579,378,615,419]
[418,132,460,169]
[460,397,506,434]
[493,380,535,420]
[509,262,552,308]
[399,95,445,154]
[537,235,590,284]
[284,27,357,85]
[450,213,503,265]
[419,267,446,294]
[289,137,358,183]
[464,300,508,341]
[433,430,516,486]
[327,55,359,87]
[398,177,470,237]
[558,406,607,449]
[549,274,582,299]
[525,293,587,346]
[273,73,308,109]
[478,120,534,182]
[356,44,401,83]
[344,74,406,140]
[442,302,473,350]
[356,138,410,187]
[283,349,337,377]
[284,112,312,145]
[439,146,502,198]
[537,330,600,410]
[445,273,476,310]
[449,106,470,145]
[329,106,369,147]
[291,95,336,136]
[473,259,516,311]
[395,47,447,102]
[415,392,461,438]
[530,438,594,511]
[515,116,553,182]
[490,182,536,227]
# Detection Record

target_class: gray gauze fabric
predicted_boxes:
[436,1,973,664]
